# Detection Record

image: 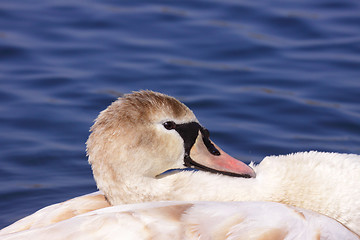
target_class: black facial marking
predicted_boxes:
[201,128,210,138]
[172,122,221,157]
[200,128,220,156]
[174,122,202,155]
[161,121,252,179]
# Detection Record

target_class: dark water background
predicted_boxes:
[1,0,359,228]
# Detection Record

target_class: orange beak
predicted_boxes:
[187,133,256,178]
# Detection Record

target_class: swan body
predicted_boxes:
[1,91,359,239]
[1,199,358,240]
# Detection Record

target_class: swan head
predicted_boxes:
[86,91,255,204]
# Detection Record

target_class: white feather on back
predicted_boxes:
[0,192,109,235]
[1,201,358,240]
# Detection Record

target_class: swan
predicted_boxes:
[1,90,359,239]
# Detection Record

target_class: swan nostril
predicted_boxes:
[209,147,220,156]
[213,149,220,155]
[201,134,220,156]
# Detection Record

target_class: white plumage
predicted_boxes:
[1,197,358,239]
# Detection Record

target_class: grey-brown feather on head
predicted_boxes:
[90,91,193,132]
[87,91,195,148]
[86,91,196,199]
[120,90,193,123]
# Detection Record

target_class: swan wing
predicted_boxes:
[0,191,109,235]
[1,201,357,240]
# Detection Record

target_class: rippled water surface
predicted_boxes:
[1,0,360,228]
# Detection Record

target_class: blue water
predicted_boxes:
[1,0,360,228]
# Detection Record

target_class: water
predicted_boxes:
[1,0,359,228]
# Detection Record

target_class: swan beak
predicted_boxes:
[187,133,256,178]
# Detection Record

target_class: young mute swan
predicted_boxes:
[1,90,359,239]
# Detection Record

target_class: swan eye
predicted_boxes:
[163,121,176,130]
